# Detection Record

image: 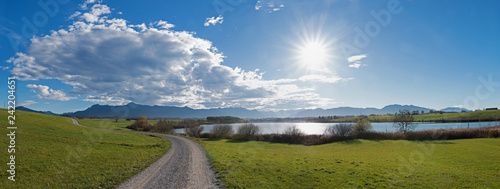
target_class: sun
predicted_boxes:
[298,40,329,69]
[290,32,334,73]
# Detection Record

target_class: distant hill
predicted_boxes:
[293,104,436,117]
[21,103,473,119]
[439,107,472,113]
[64,103,266,119]
[16,106,59,116]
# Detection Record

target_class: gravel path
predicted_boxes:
[71,119,219,189]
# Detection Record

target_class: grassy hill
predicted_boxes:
[332,109,500,122]
[202,138,500,188]
[0,110,169,188]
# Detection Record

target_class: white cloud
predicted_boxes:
[7,3,348,111]
[80,0,101,10]
[347,54,367,69]
[26,84,76,101]
[0,66,9,70]
[347,54,367,63]
[299,75,352,83]
[81,4,111,23]
[155,20,174,29]
[204,15,223,26]
[84,95,130,105]
[17,100,37,107]
[348,63,362,69]
[255,0,285,13]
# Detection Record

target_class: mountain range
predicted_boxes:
[17,103,471,119]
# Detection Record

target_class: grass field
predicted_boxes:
[333,109,500,122]
[76,118,146,130]
[0,110,169,188]
[77,118,184,130]
[202,138,500,188]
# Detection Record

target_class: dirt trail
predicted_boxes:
[71,119,218,189]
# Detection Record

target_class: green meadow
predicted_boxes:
[0,110,169,188]
[202,138,500,188]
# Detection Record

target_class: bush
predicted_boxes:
[185,126,204,138]
[237,123,260,139]
[210,124,234,138]
[150,120,174,133]
[281,126,305,144]
[354,118,372,132]
[126,116,150,131]
[326,124,353,137]
[283,125,304,136]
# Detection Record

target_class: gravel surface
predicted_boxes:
[71,119,219,189]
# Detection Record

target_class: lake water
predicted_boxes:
[174,121,500,135]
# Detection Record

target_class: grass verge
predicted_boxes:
[0,110,169,188]
[202,138,500,188]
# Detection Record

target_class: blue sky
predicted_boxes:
[1,0,499,114]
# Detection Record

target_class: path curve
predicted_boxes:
[71,118,218,189]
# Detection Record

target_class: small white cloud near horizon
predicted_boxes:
[17,100,37,107]
[204,15,223,26]
[298,75,353,84]
[347,54,367,69]
[26,84,77,101]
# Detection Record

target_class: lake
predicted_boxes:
[174,121,500,135]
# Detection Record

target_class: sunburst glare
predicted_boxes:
[289,27,337,73]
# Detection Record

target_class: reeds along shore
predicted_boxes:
[199,125,500,146]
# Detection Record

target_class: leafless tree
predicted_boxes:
[393,109,418,133]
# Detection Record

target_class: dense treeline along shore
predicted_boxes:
[308,109,500,123]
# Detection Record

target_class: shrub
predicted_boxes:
[284,125,304,137]
[326,124,353,137]
[354,118,372,132]
[185,125,204,138]
[280,126,305,144]
[211,124,234,138]
[126,116,150,131]
[237,123,260,139]
[151,120,174,133]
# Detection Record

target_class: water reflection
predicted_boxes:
[174,121,500,135]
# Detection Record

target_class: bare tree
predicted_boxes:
[326,124,353,137]
[393,109,418,133]
[211,124,234,138]
[185,125,204,138]
[284,125,304,137]
[237,123,260,138]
